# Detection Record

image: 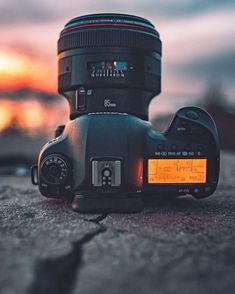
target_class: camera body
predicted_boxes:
[31,14,220,212]
[33,107,219,212]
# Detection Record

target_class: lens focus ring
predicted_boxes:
[58,30,161,54]
[58,13,161,55]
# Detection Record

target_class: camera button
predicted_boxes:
[186,111,199,120]
[76,87,86,111]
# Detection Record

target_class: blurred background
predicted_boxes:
[0,0,235,176]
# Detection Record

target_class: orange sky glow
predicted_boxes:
[0,4,234,97]
[0,1,234,135]
[0,49,57,93]
[0,98,69,134]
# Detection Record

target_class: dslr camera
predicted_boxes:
[31,14,220,212]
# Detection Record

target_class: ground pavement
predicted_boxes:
[0,152,234,294]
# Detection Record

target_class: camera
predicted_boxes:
[31,13,220,212]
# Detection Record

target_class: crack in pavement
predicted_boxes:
[84,213,108,224]
[29,224,107,294]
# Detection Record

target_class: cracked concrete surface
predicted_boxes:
[0,152,235,294]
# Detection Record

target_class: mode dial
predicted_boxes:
[41,155,69,184]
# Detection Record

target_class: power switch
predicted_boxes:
[76,87,86,111]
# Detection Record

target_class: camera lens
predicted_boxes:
[58,13,161,120]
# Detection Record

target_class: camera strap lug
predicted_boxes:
[31,165,39,185]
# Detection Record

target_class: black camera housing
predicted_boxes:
[32,106,219,212]
[31,14,220,212]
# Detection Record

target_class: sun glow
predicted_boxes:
[0,99,69,136]
[0,100,45,134]
[0,50,56,93]
[0,53,24,74]
[0,101,14,131]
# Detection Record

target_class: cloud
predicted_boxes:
[4,42,41,59]
[0,0,58,25]
[179,50,235,83]
[0,0,235,26]
[0,0,234,99]
[161,49,235,100]
[143,0,235,18]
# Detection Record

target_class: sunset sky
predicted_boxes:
[0,0,234,102]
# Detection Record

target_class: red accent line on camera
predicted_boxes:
[61,23,158,36]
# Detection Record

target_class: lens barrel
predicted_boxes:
[58,13,162,120]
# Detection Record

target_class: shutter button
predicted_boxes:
[186,111,199,120]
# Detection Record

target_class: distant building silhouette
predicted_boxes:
[201,82,235,150]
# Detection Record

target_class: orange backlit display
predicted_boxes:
[148,159,207,184]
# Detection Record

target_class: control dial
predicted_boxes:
[41,155,69,184]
